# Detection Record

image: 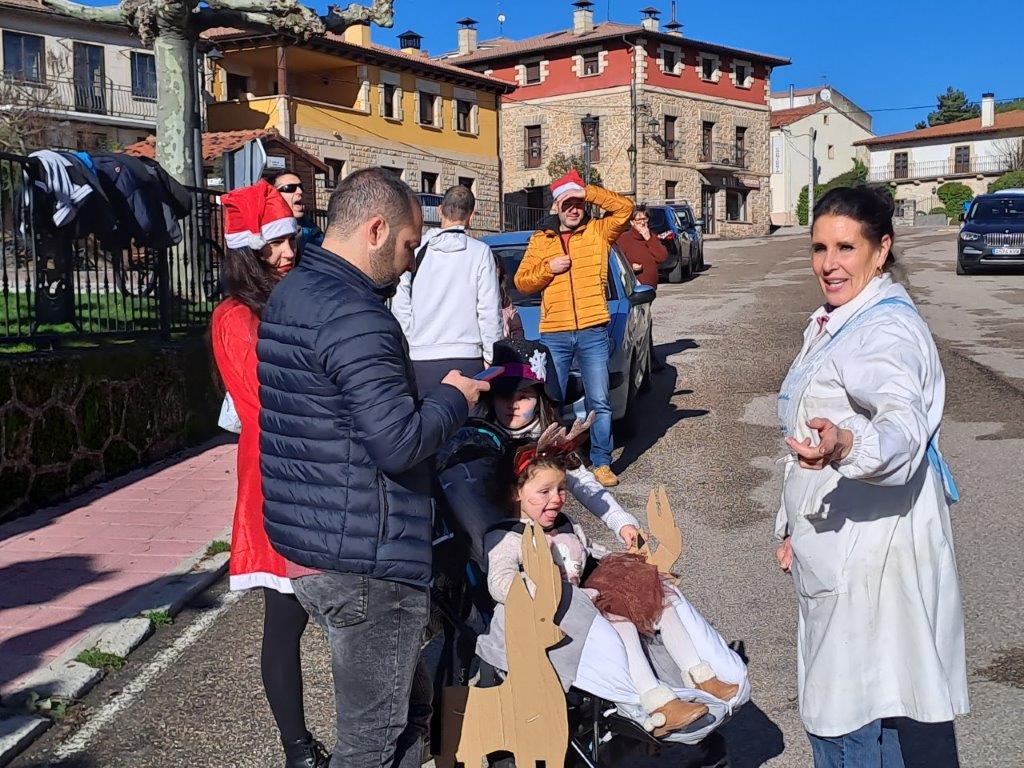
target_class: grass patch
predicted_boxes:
[143,609,173,629]
[205,540,231,556]
[75,648,126,672]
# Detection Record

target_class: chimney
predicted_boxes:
[398,30,423,56]
[664,0,682,36]
[789,84,795,109]
[344,23,371,47]
[457,17,478,55]
[640,6,660,32]
[573,0,594,35]
[981,92,995,128]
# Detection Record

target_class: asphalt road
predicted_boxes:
[13,228,1024,768]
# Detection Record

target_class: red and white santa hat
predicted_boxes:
[550,169,586,203]
[222,179,298,250]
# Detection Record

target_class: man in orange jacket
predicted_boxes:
[514,170,634,486]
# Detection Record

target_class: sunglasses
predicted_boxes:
[276,183,303,193]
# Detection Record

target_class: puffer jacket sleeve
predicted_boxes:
[316,304,468,474]
[588,185,635,245]
[514,231,556,295]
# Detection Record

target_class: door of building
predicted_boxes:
[701,185,716,235]
[73,42,106,114]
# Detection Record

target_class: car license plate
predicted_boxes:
[993,247,1022,256]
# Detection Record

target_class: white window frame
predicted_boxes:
[725,189,749,222]
[379,70,403,121]
[517,57,548,86]
[453,87,479,135]
[572,46,607,78]
[356,65,370,113]
[415,78,442,129]
[657,44,683,76]
[698,52,721,83]
[730,58,753,89]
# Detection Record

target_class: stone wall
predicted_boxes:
[0,338,222,521]
[294,127,503,232]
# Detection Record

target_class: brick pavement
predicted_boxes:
[0,442,236,698]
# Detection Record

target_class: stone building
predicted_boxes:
[0,0,158,152]
[442,3,789,237]
[203,24,513,231]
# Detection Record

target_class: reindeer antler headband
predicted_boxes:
[512,413,595,477]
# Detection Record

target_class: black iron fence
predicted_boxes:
[1,75,157,124]
[1,151,222,349]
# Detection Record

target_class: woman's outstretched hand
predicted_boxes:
[785,417,854,470]
[776,537,793,572]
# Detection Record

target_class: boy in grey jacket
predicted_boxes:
[392,185,503,391]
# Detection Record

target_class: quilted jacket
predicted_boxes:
[257,244,468,586]
[514,185,634,333]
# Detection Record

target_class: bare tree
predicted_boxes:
[0,53,73,155]
[994,137,1024,172]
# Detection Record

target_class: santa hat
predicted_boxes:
[222,180,298,250]
[550,169,586,203]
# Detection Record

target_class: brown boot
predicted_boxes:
[689,662,740,702]
[650,698,709,737]
[593,465,619,487]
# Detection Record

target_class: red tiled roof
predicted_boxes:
[444,20,790,66]
[854,109,1024,147]
[771,102,829,129]
[123,129,328,172]
[201,28,515,92]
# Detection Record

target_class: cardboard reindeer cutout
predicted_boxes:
[437,521,568,768]
[635,484,683,576]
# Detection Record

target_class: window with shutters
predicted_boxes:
[665,180,678,201]
[456,99,475,133]
[525,125,542,168]
[524,61,541,84]
[664,116,677,160]
[418,91,439,126]
[894,152,909,180]
[383,83,398,118]
[581,51,600,76]
[954,145,970,174]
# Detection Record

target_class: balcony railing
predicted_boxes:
[698,141,748,169]
[869,156,1013,183]
[0,75,157,124]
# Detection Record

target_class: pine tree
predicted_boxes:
[924,87,981,127]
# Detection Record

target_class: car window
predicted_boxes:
[968,197,1024,221]
[646,207,671,233]
[673,205,695,226]
[493,245,616,305]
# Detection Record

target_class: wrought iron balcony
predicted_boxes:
[697,141,748,169]
[868,156,1013,183]
[0,75,158,124]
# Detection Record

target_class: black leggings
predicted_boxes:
[261,587,310,743]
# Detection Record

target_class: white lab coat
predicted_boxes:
[775,275,969,738]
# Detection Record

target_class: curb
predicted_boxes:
[0,546,230,767]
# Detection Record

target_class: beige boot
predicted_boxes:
[688,662,740,702]
[640,686,709,737]
[593,465,619,487]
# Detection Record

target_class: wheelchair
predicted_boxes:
[424,422,733,768]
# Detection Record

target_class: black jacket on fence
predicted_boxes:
[256,244,468,587]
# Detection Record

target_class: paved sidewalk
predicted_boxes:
[0,441,236,699]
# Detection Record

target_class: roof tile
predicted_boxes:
[770,102,829,129]
[855,110,1024,147]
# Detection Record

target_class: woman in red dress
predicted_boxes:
[211,181,328,768]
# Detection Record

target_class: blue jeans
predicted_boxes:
[293,571,429,768]
[809,719,906,768]
[541,326,613,467]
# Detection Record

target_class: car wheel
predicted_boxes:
[956,260,975,275]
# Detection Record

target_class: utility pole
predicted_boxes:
[807,128,817,228]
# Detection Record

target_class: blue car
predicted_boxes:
[484,231,655,422]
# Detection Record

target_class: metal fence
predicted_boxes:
[1,151,222,349]
[2,75,157,124]
[869,156,1013,183]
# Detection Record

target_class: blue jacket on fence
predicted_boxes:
[257,243,469,586]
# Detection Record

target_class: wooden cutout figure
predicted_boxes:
[436,522,569,768]
[635,484,684,575]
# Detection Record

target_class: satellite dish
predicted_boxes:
[819,88,833,103]
[498,12,506,24]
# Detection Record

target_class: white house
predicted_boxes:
[855,93,1024,217]
[0,0,157,151]
[769,86,874,226]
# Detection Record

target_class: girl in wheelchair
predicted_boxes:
[475,414,749,742]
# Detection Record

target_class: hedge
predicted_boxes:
[797,161,869,226]
[988,170,1024,194]
[937,182,973,220]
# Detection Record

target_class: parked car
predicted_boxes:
[646,204,698,283]
[484,231,655,423]
[957,190,1024,275]
[671,201,705,270]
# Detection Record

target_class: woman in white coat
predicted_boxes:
[775,186,969,767]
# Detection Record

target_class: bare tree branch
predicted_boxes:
[39,0,124,23]
[324,0,394,31]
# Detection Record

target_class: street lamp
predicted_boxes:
[581,113,598,184]
[627,144,637,196]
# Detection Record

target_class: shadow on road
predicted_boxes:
[613,339,708,475]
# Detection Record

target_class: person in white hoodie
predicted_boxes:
[392,185,503,392]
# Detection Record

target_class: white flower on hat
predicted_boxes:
[529,350,547,381]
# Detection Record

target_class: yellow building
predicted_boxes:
[205,24,513,230]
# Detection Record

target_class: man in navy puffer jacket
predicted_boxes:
[258,168,488,768]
